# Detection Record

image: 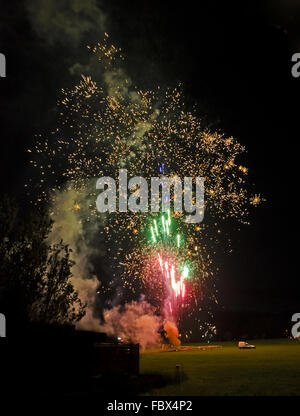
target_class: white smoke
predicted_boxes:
[49,187,101,330]
[100,300,162,349]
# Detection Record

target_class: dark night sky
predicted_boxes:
[0,0,298,313]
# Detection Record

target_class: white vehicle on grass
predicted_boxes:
[238,341,256,349]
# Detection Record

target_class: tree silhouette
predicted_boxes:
[0,196,85,326]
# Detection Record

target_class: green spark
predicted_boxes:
[162,216,166,233]
[183,266,189,278]
[151,226,156,243]
[154,219,159,236]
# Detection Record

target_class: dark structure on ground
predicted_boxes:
[1,323,139,396]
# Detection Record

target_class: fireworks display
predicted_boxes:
[26,36,260,340]
[147,210,188,315]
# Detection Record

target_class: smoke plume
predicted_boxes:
[100,300,162,349]
[49,187,102,330]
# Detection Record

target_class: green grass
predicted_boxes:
[140,339,300,396]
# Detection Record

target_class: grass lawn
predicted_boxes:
[140,339,300,396]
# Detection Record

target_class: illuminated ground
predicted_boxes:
[140,339,300,395]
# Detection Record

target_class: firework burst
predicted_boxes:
[27,37,260,339]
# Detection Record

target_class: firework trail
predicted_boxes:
[27,35,261,340]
